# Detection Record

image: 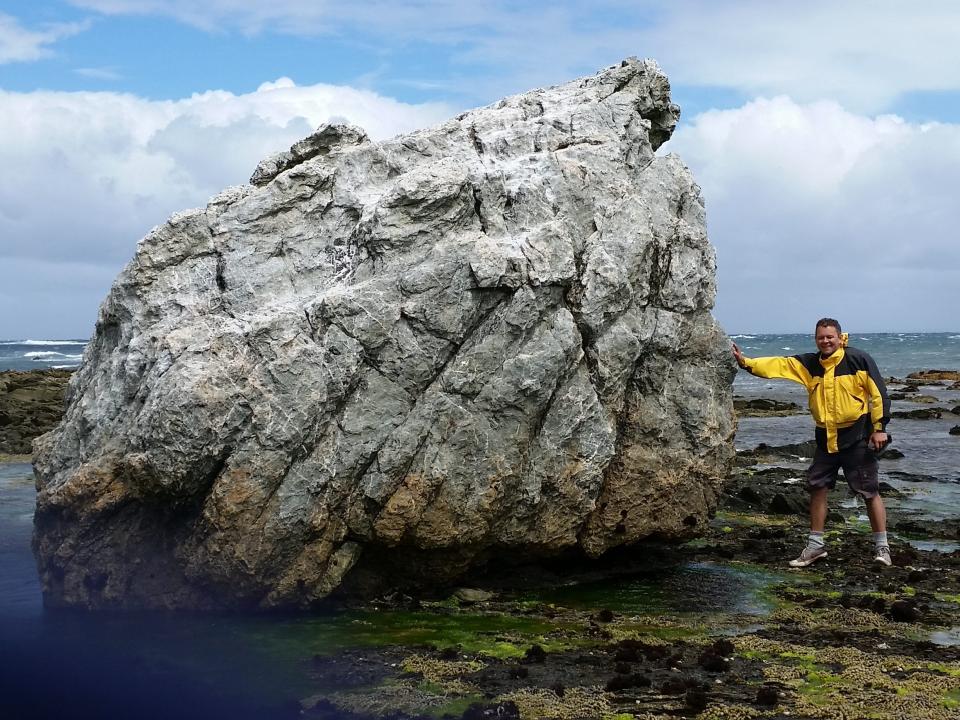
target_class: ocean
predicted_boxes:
[3,333,958,375]
[1,333,959,717]
[0,339,88,372]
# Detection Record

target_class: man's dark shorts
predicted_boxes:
[806,439,880,498]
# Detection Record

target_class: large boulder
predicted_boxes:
[33,58,736,610]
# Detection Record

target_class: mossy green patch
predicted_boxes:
[333,609,578,658]
[423,693,486,718]
[798,668,845,705]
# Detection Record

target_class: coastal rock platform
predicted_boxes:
[0,369,72,456]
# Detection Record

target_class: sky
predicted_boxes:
[1,0,959,338]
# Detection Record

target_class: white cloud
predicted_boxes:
[635,0,960,112]
[0,12,89,63]
[74,66,123,80]
[67,1,960,112]
[0,81,453,337]
[669,98,960,332]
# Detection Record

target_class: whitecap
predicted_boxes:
[51,364,80,369]
[1,339,88,346]
[781,347,792,350]
[730,334,756,339]
[25,351,65,359]
[33,353,83,362]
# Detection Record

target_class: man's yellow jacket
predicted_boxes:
[740,340,890,454]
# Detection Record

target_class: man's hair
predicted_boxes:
[815,317,842,333]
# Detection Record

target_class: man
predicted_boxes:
[732,318,892,568]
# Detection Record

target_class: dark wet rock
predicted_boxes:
[685,687,710,710]
[949,426,960,436]
[521,645,547,664]
[723,467,809,516]
[891,517,960,540]
[0,369,72,455]
[308,648,406,693]
[907,370,960,382]
[887,470,946,483]
[697,648,730,672]
[768,492,807,515]
[737,440,816,463]
[594,608,615,622]
[711,638,735,656]
[507,665,529,680]
[659,676,689,695]
[613,645,641,663]
[951,406,960,415]
[734,397,802,416]
[879,447,905,459]
[892,393,938,403]
[891,408,942,419]
[614,662,632,674]
[889,599,921,623]
[755,684,780,706]
[605,672,651,692]
[878,480,898,494]
[460,701,520,720]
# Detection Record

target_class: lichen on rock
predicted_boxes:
[33,58,736,610]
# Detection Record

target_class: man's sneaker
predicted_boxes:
[874,546,893,567]
[788,545,827,568]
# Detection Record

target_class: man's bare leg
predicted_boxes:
[810,487,828,532]
[865,494,887,533]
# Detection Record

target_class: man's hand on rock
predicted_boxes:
[732,343,747,368]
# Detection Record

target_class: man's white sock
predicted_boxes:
[873,531,888,549]
[808,531,825,550]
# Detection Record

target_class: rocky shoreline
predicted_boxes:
[287,448,960,720]
[4,368,960,718]
[0,369,72,456]
[284,371,960,719]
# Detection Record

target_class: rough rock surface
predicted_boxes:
[33,58,735,610]
[0,370,71,455]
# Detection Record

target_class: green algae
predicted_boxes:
[298,608,580,658]
[423,693,486,718]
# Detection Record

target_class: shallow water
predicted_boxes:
[0,462,782,718]
[530,561,783,617]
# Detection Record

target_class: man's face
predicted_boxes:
[815,325,841,356]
